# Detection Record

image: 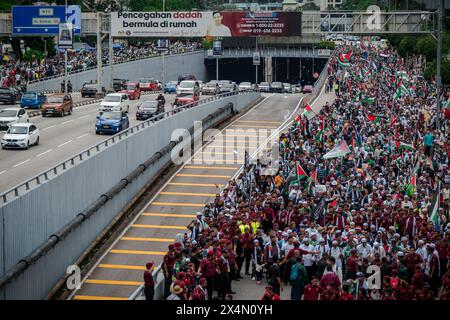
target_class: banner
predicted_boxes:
[58,23,73,49]
[212,40,222,56]
[111,11,301,38]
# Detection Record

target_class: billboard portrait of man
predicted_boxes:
[206,12,232,37]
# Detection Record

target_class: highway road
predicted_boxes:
[0,92,186,193]
[0,92,95,111]
[70,93,305,300]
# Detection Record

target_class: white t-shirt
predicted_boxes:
[208,24,232,37]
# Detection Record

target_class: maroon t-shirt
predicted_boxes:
[200,259,216,278]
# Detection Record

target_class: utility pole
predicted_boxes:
[108,11,113,93]
[255,36,258,84]
[96,12,102,95]
[64,0,68,94]
[435,0,443,128]
[216,56,219,81]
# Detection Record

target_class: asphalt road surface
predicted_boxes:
[0,92,187,193]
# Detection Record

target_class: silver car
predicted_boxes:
[258,82,271,92]
[202,81,220,95]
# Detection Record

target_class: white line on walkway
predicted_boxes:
[62,119,74,124]
[42,125,57,131]
[36,149,52,158]
[57,140,72,148]
[0,170,6,175]
[13,159,30,168]
[76,133,89,139]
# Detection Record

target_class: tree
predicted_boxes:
[397,37,416,57]
[424,60,450,85]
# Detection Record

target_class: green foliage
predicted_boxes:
[397,37,416,57]
[415,35,436,61]
[424,59,450,85]
[23,49,43,62]
[340,0,379,10]
[300,3,320,11]
[202,39,212,50]
[317,41,336,50]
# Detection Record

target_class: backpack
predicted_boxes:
[290,263,307,284]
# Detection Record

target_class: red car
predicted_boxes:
[139,78,159,91]
[174,93,200,107]
[302,85,313,93]
[120,82,141,100]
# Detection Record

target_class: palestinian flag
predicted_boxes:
[339,51,352,63]
[362,68,371,78]
[396,70,408,79]
[322,140,351,159]
[363,96,376,105]
[394,84,410,100]
[338,60,351,68]
[294,114,301,126]
[316,117,325,142]
[305,168,318,193]
[328,198,338,207]
[429,182,441,230]
[367,114,381,123]
[398,142,415,151]
[406,174,416,197]
[390,116,398,127]
[301,104,315,120]
[297,163,308,180]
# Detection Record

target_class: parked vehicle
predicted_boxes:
[259,82,271,92]
[0,107,29,131]
[282,83,292,93]
[219,80,237,93]
[120,82,141,100]
[1,123,39,150]
[302,85,313,93]
[113,78,128,92]
[20,91,46,109]
[292,85,302,93]
[177,80,200,96]
[99,93,130,112]
[139,78,159,91]
[271,82,283,93]
[164,81,178,94]
[238,82,253,91]
[202,81,220,95]
[81,82,105,98]
[0,87,22,104]
[95,110,129,134]
[41,94,73,117]
[136,100,164,120]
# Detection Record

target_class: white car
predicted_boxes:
[1,123,39,149]
[176,80,200,95]
[99,93,130,112]
[238,82,253,91]
[0,107,29,132]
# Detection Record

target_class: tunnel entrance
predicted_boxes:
[204,57,328,86]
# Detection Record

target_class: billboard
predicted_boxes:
[111,11,301,38]
[12,5,81,36]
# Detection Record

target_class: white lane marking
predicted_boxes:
[62,119,74,124]
[76,133,89,139]
[42,125,57,131]
[78,115,89,119]
[57,140,72,148]
[36,149,52,158]
[13,159,30,168]
[0,170,6,175]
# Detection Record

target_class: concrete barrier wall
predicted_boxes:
[0,92,260,299]
[27,51,207,92]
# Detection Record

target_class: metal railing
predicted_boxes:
[0,90,252,205]
[26,49,202,85]
[215,47,332,59]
